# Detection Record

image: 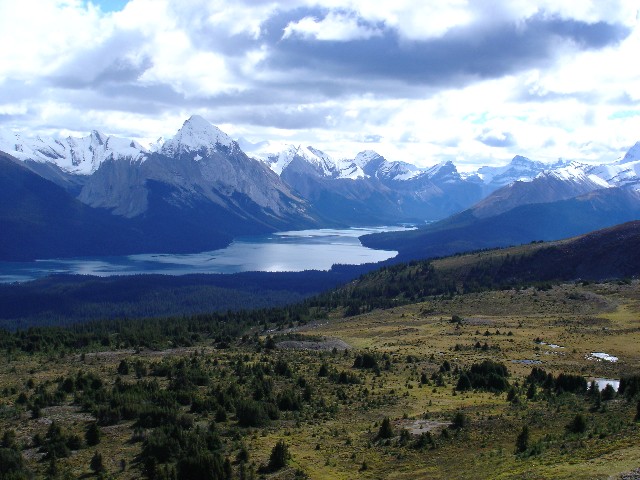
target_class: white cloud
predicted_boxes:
[283,12,382,41]
[0,0,108,80]
[0,0,638,170]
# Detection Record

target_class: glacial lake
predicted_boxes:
[0,227,410,283]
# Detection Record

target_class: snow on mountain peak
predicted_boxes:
[424,160,459,181]
[0,127,146,174]
[542,161,610,188]
[620,141,640,164]
[161,115,234,157]
[477,154,548,187]
[354,150,383,168]
[510,155,534,166]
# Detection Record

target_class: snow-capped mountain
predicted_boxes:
[78,116,312,219]
[353,150,421,181]
[2,115,640,261]
[587,151,640,191]
[476,155,554,192]
[252,144,484,223]
[262,144,365,180]
[160,115,234,158]
[0,116,318,260]
[471,161,612,219]
[620,141,640,164]
[0,129,146,175]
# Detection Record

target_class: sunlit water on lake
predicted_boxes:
[0,226,410,283]
[592,378,620,391]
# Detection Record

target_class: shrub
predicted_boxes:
[66,434,82,451]
[450,411,467,430]
[566,413,587,434]
[353,353,378,369]
[413,432,434,450]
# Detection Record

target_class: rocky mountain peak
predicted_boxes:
[620,141,640,164]
[161,115,234,157]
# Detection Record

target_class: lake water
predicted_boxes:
[0,227,409,283]
[592,378,620,391]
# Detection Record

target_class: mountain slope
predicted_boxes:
[335,220,640,312]
[261,147,483,223]
[361,187,640,261]
[471,162,610,218]
[78,116,314,225]
[0,152,144,260]
[0,117,321,260]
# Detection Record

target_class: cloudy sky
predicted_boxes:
[0,0,639,170]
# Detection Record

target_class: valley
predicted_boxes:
[2,117,640,264]
[3,3,640,479]
[0,223,639,478]
[2,119,640,479]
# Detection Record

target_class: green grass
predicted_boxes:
[1,281,639,478]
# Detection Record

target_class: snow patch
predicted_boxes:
[587,352,618,362]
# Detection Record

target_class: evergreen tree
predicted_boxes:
[377,417,394,439]
[85,422,101,446]
[90,451,105,474]
[267,440,289,472]
[566,413,587,434]
[456,373,472,391]
[451,411,468,430]
[515,425,529,453]
[526,383,536,400]
[117,359,130,375]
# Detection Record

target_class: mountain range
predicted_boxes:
[1,115,640,261]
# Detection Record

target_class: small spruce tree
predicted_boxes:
[85,422,101,446]
[377,417,394,439]
[515,425,529,453]
[566,413,587,434]
[267,440,290,471]
[90,451,105,474]
[526,383,536,400]
[451,411,467,430]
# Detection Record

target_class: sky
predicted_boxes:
[0,0,639,170]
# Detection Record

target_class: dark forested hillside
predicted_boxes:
[361,188,640,261]
[323,221,640,314]
[0,265,381,330]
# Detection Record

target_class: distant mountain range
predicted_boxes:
[1,115,639,261]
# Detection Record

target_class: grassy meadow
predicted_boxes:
[1,281,639,479]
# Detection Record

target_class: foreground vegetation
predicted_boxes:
[1,278,640,479]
